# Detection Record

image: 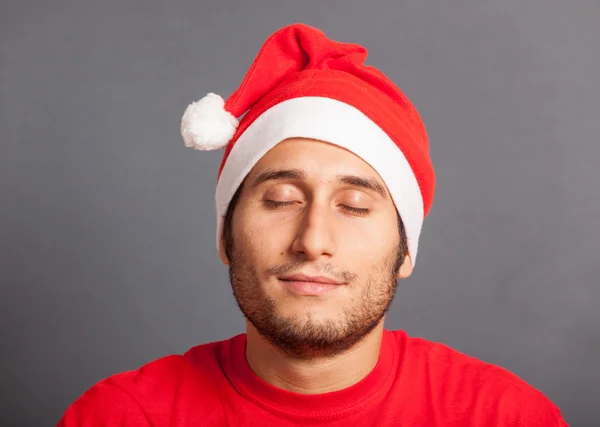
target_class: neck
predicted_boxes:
[244,321,385,394]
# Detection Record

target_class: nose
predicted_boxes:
[291,201,336,260]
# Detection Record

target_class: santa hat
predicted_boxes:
[180,23,435,267]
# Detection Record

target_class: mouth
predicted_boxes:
[278,274,345,296]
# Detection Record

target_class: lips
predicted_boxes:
[278,274,343,285]
[278,274,344,296]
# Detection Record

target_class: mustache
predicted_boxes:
[265,261,358,283]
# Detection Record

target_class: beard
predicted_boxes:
[228,244,403,359]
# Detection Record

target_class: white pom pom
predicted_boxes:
[181,93,239,151]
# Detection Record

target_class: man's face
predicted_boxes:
[222,138,413,358]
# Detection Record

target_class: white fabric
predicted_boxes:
[215,96,424,266]
[181,93,238,151]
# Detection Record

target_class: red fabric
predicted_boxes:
[57,330,568,426]
[217,23,435,216]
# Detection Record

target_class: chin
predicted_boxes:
[277,304,345,324]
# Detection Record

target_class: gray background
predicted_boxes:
[1,1,598,426]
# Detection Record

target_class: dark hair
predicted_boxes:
[222,181,409,266]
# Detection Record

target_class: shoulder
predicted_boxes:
[103,337,226,400]
[58,336,239,426]
[388,330,569,426]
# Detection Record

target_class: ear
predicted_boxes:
[396,254,413,279]
[218,235,230,265]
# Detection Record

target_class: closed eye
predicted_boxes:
[340,205,370,216]
[264,200,297,208]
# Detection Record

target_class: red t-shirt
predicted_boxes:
[57,330,568,426]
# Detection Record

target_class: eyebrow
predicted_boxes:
[250,168,305,188]
[338,175,388,200]
[250,168,388,200]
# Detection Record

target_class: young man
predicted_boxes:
[58,23,568,426]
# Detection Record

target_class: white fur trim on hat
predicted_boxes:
[181,93,238,151]
[215,96,424,266]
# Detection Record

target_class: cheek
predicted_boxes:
[233,209,290,261]
[341,218,398,262]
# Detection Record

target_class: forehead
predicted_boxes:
[248,138,381,180]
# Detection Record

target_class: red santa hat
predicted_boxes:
[181,23,435,267]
